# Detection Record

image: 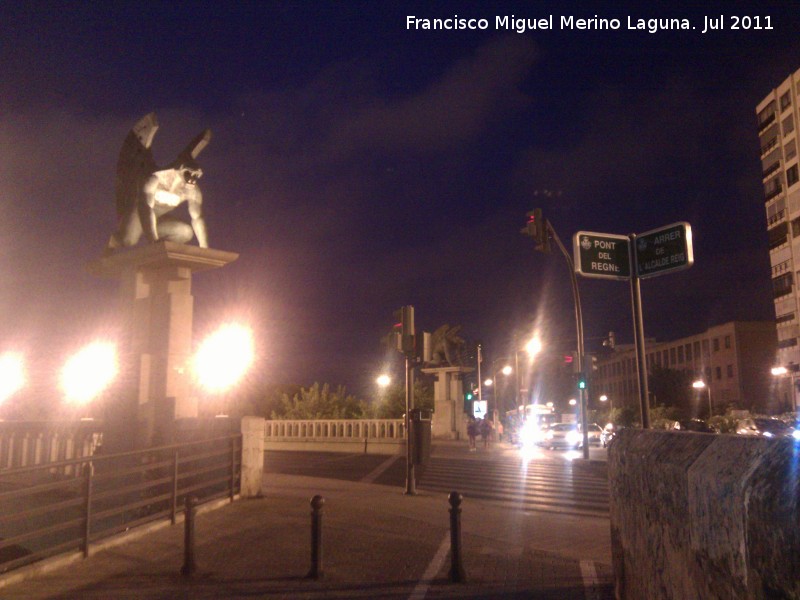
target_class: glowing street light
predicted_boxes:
[692,379,713,417]
[193,323,255,394]
[0,352,25,405]
[524,336,542,359]
[61,342,118,407]
[376,374,391,388]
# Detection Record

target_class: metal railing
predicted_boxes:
[0,434,241,573]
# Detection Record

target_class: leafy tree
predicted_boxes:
[368,377,433,419]
[271,382,366,420]
[648,365,695,418]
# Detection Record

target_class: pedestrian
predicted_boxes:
[467,416,478,451]
[479,417,492,449]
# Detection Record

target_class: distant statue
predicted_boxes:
[426,325,466,367]
[105,113,211,254]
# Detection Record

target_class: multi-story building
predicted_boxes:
[758,68,800,375]
[592,321,777,416]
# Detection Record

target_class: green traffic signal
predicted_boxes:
[578,379,587,390]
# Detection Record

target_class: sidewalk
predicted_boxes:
[0,467,613,599]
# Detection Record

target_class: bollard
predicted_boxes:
[307,494,325,580]
[448,491,466,583]
[181,496,198,577]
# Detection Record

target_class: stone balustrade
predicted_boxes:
[0,421,102,474]
[264,419,406,455]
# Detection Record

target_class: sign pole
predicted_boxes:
[629,233,651,429]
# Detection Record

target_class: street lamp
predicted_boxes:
[60,342,118,411]
[0,352,25,406]
[193,323,255,416]
[376,374,391,388]
[692,379,712,418]
[514,334,542,415]
[771,366,797,412]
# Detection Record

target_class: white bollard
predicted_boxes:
[240,417,265,498]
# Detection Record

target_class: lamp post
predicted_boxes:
[692,380,712,418]
[513,336,542,417]
[771,366,797,413]
[485,360,513,418]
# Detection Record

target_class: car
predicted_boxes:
[672,419,717,433]
[736,417,795,438]
[585,423,603,445]
[540,422,582,449]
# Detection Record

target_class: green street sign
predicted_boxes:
[573,232,631,280]
[634,222,694,279]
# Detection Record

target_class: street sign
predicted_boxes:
[634,222,694,279]
[573,231,631,280]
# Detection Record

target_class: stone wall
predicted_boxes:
[609,429,800,599]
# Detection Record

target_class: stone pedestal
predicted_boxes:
[421,366,474,440]
[88,241,238,450]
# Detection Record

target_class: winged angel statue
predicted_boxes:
[105,113,211,254]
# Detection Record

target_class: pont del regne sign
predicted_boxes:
[573,222,693,281]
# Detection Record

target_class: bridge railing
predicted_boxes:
[264,419,405,454]
[0,421,102,474]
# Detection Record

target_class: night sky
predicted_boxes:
[2,1,799,402]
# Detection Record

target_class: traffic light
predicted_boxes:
[578,378,587,390]
[393,305,415,355]
[521,208,551,253]
[464,390,474,412]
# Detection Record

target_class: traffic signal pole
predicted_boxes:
[545,222,589,460]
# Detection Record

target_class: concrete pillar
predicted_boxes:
[421,366,474,440]
[88,242,238,451]
[240,416,265,498]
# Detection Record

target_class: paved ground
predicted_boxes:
[0,444,613,599]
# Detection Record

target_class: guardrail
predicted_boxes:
[264,419,405,455]
[0,434,241,574]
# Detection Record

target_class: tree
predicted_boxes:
[648,365,695,418]
[368,377,433,419]
[271,383,366,419]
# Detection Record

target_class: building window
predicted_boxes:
[769,222,789,249]
[670,348,677,364]
[713,338,720,352]
[727,365,734,378]
[663,350,669,366]
[776,311,795,324]
[702,340,710,356]
[758,101,776,131]
[764,174,783,200]
[677,346,684,363]
[783,114,795,136]
[787,164,799,188]
[724,335,731,349]
[693,341,700,358]
[686,343,693,362]
[705,366,712,379]
[781,91,792,111]
[773,272,793,298]
[786,140,797,162]
[716,366,722,380]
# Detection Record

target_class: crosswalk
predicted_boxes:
[418,452,609,517]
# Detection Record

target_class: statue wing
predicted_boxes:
[178,128,212,161]
[115,113,159,217]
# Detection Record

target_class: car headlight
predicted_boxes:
[566,431,581,445]
[545,431,554,440]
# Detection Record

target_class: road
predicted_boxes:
[264,441,609,518]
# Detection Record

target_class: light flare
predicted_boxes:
[61,342,118,406]
[193,323,255,393]
[0,352,25,404]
